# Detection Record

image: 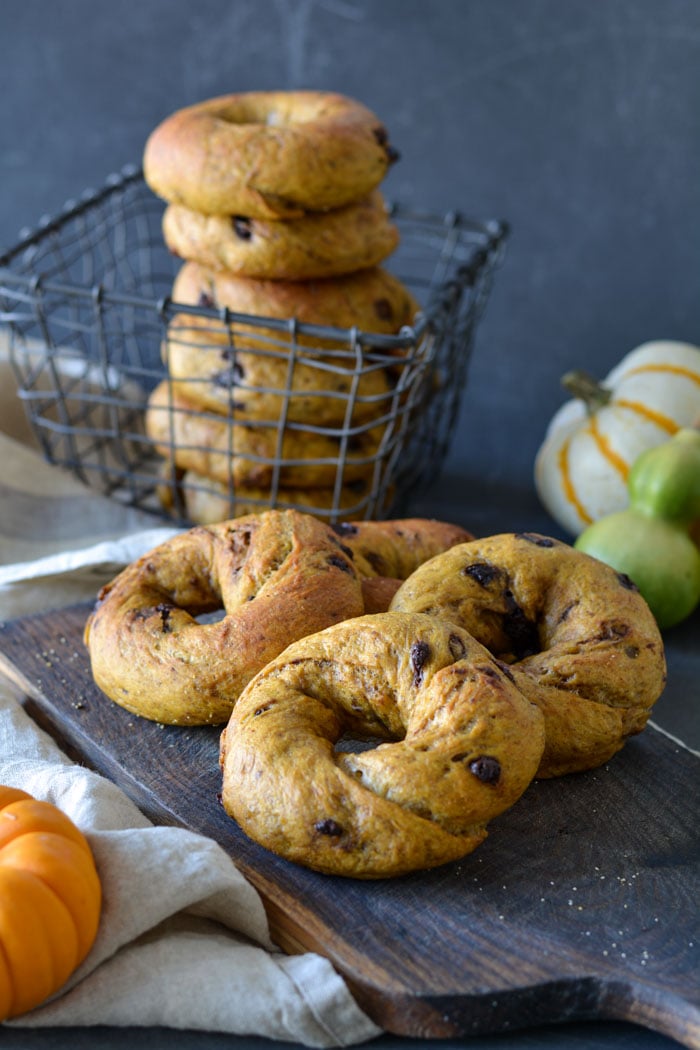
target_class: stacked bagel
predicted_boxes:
[142,90,419,523]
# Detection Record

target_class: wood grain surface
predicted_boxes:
[0,602,698,1047]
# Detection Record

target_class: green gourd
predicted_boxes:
[575,427,700,629]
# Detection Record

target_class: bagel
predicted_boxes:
[83,510,365,726]
[219,611,546,878]
[143,90,399,219]
[172,260,419,341]
[162,191,400,280]
[156,467,380,525]
[390,532,667,778]
[165,261,418,424]
[162,313,398,426]
[145,381,385,489]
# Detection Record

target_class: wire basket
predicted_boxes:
[0,165,507,525]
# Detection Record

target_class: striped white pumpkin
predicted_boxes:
[534,341,700,537]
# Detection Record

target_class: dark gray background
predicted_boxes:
[0,3,697,1050]
[1,0,699,498]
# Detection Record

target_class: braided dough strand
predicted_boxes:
[84,510,364,726]
[332,518,475,613]
[390,532,667,777]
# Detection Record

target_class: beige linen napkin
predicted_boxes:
[0,349,382,1046]
[0,685,380,1044]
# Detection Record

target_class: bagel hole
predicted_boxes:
[334,733,390,755]
[195,608,226,625]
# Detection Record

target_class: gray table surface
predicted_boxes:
[1,474,697,1050]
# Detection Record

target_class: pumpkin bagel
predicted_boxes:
[157,467,377,525]
[390,532,667,778]
[162,191,400,280]
[164,260,417,424]
[145,380,385,490]
[144,90,399,219]
[219,611,546,878]
[84,510,364,725]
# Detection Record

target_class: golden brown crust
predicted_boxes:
[83,510,364,726]
[162,192,400,280]
[172,259,419,337]
[390,532,667,777]
[219,611,545,877]
[144,90,398,218]
[144,380,384,489]
[359,576,403,614]
[332,518,475,581]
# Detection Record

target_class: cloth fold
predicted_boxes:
[0,687,380,1045]
[0,348,382,1046]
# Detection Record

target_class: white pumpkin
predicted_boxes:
[534,340,700,537]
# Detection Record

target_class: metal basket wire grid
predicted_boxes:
[0,165,508,525]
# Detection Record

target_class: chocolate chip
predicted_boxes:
[156,603,173,633]
[495,659,516,683]
[332,541,354,559]
[502,588,540,660]
[516,533,555,547]
[410,640,431,687]
[625,645,640,659]
[448,633,467,661]
[197,291,215,309]
[477,664,500,680]
[374,297,393,321]
[598,620,630,640]
[363,549,387,574]
[328,554,353,574]
[462,561,500,587]
[373,127,400,164]
[211,363,245,388]
[315,819,343,836]
[469,756,501,784]
[331,522,359,536]
[617,572,639,591]
[232,216,253,240]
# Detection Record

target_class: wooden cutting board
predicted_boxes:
[0,602,698,1048]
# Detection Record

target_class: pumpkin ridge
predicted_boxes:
[614,398,679,436]
[624,362,700,388]
[0,789,102,1021]
[0,866,60,1015]
[0,798,92,855]
[2,865,80,986]
[588,416,632,482]
[1,831,100,958]
[556,437,592,525]
[0,936,14,1020]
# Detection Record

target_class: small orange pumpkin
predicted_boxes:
[0,785,102,1020]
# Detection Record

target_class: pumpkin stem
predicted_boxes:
[561,370,612,414]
